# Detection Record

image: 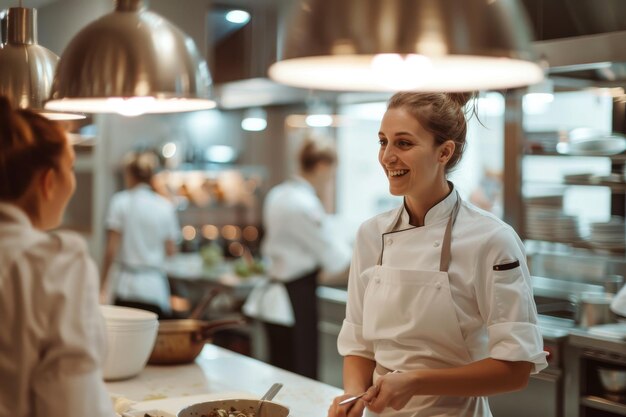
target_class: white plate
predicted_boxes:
[558,136,626,156]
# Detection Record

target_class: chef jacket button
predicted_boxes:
[433,241,440,247]
[387,238,393,245]
[375,278,381,284]
[435,282,442,289]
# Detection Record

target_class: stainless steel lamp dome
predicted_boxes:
[45,0,215,115]
[0,7,83,119]
[269,0,544,92]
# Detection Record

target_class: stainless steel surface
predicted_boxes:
[532,276,606,301]
[47,0,213,114]
[282,0,535,58]
[256,383,283,416]
[7,6,34,44]
[270,0,542,91]
[534,31,626,85]
[0,7,58,110]
[598,367,626,393]
[260,383,283,401]
[564,333,626,417]
[578,293,615,328]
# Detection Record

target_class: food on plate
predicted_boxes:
[201,408,255,417]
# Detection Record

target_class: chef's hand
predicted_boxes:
[327,393,368,417]
[362,371,417,413]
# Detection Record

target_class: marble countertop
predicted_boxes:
[106,344,342,417]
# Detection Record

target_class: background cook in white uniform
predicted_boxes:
[102,151,180,315]
[0,98,113,417]
[245,175,352,324]
[328,92,547,417]
[244,137,352,379]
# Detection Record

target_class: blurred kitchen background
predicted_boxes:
[4,1,626,416]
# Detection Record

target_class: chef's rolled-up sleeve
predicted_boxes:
[475,227,548,373]
[337,224,375,360]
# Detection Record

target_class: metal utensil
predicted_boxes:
[255,383,283,416]
[339,392,366,405]
[339,370,400,406]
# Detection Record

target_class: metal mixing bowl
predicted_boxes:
[598,367,626,393]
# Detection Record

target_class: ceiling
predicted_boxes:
[5,0,626,97]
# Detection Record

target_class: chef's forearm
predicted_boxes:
[407,358,532,397]
[342,355,376,394]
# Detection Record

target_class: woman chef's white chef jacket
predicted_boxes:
[106,184,180,312]
[337,188,548,417]
[0,203,114,417]
[244,176,352,325]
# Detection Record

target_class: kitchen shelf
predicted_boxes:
[563,179,626,192]
[524,238,594,250]
[525,150,626,162]
[581,396,626,416]
[525,237,626,254]
[522,179,626,192]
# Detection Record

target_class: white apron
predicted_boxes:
[363,194,491,417]
[114,192,171,313]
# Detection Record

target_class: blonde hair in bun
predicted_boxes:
[387,91,478,172]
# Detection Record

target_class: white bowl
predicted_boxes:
[100,305,158,323]
[102,320,159,381]
[598,367,626,393]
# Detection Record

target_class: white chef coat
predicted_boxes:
[243,176,352,325]
[0,203,114,417]
[338,189,547,416]
[106,184,180,311]
[261,176,351,281]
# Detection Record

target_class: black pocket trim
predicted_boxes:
[493,260,520,271]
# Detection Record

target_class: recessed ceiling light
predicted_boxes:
[225,10,250,25]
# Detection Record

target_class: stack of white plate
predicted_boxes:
[589,218,626,250]
[100,305,159,380]
[526,209,580,242]
[524,195,579,242]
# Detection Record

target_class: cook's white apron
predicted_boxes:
[363,193,491,417]
[114,192,171,313]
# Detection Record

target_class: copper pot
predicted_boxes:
[148,318,244,365]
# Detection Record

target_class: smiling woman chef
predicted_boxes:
[328,92,547,417]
